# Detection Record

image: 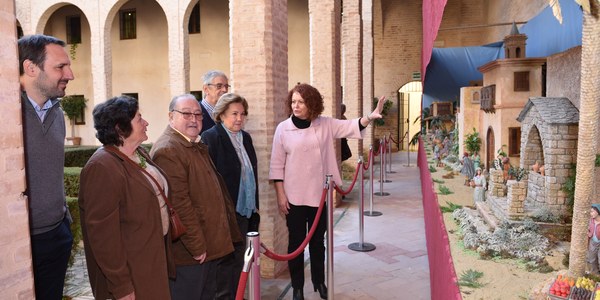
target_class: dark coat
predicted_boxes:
[199,102,216,135]
[201,123,259,211]
[150,126,242,265]
[79,147,173,300]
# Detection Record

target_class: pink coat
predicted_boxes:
[589,218,600,240]
[269,116,363,207]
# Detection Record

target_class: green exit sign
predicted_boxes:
[412,72,421,81]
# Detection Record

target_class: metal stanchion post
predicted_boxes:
[349,157,376,252]
[382,138,391,183]
[247,232,260,300]
[405,131,411,167]
[387,135,396,174]
[375,139,391,194]
[325,175,334,300]
[364,145,382,217]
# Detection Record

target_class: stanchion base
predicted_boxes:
[364,211,383,217]
[348,242,376,252]
[374,192,390,196]
[378,180,392,183]
[403,164,412,167]
[387,171,397,174]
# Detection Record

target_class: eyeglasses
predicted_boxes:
[172,110,203,120]
[207,83,230,90]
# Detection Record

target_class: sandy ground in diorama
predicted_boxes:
[428,162,568,299]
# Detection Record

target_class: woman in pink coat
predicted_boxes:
[269,83,385,300]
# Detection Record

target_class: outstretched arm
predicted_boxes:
[360,95,386,127]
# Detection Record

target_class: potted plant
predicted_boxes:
[60,95,87,146]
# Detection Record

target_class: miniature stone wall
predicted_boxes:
[488,169,506,197]
[527,171,546,205]
[507,180,527,215]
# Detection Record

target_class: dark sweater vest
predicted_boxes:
[22,93,68,235]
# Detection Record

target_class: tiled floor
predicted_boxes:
[259,151,430,299]
[69,151,430,300]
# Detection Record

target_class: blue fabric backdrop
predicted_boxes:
[423,0,582,108]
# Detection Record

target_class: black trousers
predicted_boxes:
[30,217,73,300]
[286,203,327,289]
[170,261,216,300]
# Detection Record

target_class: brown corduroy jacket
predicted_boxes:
[151,126,242,265]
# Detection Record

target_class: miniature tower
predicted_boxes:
[504,22,527,59]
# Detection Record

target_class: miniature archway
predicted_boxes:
[486,126,495,170]
[523,125,544,170]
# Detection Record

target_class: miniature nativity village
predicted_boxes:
[2,0,600,299]
[419,3,600,299]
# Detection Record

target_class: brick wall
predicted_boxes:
[0,1,35,299]
[373,0,422,147]
[229,0,289,278]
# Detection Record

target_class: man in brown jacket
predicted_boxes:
[151,94,242,299]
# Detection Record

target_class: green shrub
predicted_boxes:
[429,165,437,173]
[458,269,485,288]
[64,146,98,167]
[438,185,453,195]
[64,167,82,198]
[66,197,82,268]
[433,178,445,184]
[440,201,462,213]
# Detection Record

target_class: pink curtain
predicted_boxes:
[418,138,462,299]
[422,0,448,82]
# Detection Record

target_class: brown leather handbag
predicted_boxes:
[105,146,187,241]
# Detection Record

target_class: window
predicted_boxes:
[190,90,203,101]
[514,71,529,92]
[188,3,201,34]
[122,93,139,100]
[508,127,521,157]
[119,9,136,40]
[66,15,81,44]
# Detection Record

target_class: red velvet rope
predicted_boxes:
[333,162,362,195]
[235,271,249,300]
[363,148,373,170]
[261,188,327,261]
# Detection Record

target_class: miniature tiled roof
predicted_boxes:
[516,97,579,124]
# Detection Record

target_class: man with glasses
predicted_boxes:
[150,94,242,299]
[200,70,230,134]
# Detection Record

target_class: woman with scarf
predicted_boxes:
[201,93,259,296]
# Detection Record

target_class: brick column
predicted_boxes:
[361,0,374,152]
[161,1,189,96]
[229,0,289,278]
[308,0,341,118]
[342,0,363,163]
[0,2,35,298]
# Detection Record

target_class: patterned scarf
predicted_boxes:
[224,125,256,218]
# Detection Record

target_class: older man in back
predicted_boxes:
[19,34,75,300]
[199,70,229,134]
[150,94,241,299]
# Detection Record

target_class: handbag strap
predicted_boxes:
[104,146,175,211]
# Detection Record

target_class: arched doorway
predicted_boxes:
[486,127,495,170]
[398,81,422,151]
